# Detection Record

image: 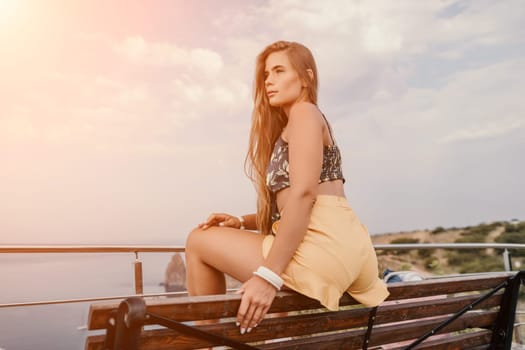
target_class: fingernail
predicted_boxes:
[247,327,252,333]
[240,328,246,335]
[219,222,224,227]
[254,323,258,328]
[235,322,240,327]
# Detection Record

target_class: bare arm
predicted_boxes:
[235,103,324,332]
[263,102,324,274]
[240,214,258,230]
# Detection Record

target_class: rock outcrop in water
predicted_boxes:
[164,253,186,292]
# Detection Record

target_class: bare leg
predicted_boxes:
[185,226,266,296]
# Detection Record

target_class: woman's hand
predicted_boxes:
[235,275,277,334]
[198,213,241,230]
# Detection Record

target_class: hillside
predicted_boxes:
[370,220,525,277]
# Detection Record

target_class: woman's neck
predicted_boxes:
[282,97,311,116]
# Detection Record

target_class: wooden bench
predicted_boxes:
[85,271,524,350]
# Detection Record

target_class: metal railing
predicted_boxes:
[0,245,185,253]
[1,242,524,308]
[0,245,185,308]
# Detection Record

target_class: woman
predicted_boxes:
[185,40,389,335]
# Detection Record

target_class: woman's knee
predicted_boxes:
[185,227,205,256]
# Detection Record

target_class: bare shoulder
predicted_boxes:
[288,102,323,128]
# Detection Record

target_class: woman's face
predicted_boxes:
[264,51,304,110]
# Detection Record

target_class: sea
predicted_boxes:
[0,252,175,350]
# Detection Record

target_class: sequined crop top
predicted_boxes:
[265,115,345,222]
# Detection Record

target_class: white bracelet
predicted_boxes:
[253,266,283,291]
[238,216,245,230]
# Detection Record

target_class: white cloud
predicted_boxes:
[211,86,235,106]
[215,1,523,94]
[168,73,251,123]
[362,24,403,54]
[0,116,38,142]
[439,119,523,144]
[114,36,224,76]
[114,85,150,107]
[189,48,224,76]
[340,58,525,148]
[94,75,123,89]
[172,79,205,104]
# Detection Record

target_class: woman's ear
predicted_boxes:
[306,69,314,82]
[303,69,314,87]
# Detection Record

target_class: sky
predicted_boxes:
[1,0,524,245]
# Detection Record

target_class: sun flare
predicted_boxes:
[0,0,16,23]
[0,0,9,11]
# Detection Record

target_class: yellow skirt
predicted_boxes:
[262,195,389,311]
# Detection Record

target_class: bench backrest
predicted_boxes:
[85,271,523,350]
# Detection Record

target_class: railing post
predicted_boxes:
[503,249,512,272]
[134,252,143,294]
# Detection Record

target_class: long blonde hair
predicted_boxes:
[245,41,319,235]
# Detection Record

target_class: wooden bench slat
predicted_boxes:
[257,310,498,350]
[385,272,511,300]
[201,293,503,343]
[370,310,497,347]
[385,329,493,350]
[87,272,512,330]
[299,330,494,350]
[465,345,492,350]
[86,327,496,350]
[376,292,502,325]
[84,335,105,350]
